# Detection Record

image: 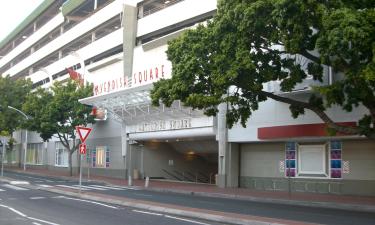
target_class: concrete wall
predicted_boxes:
[229,97,368,142]
[240,142,284,178]
[239,140,375,196]
[341,139,375,180]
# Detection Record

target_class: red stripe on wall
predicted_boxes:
[258,122,357,139]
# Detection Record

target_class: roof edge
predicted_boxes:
[61,0,86,16]
[0,0,55,50]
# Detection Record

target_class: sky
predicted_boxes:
[0,0,44,42]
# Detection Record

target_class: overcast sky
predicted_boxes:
[0,0,44,42]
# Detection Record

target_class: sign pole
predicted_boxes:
[1,137,4,177]
[79,154,82,194]
[87,149,90,181]
[75,126,92,194]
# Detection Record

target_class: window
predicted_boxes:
[298,145,326,176]
[27,143,44,165]
[93,146,109,168]
[4,149,17,164]
[55,142,69,167]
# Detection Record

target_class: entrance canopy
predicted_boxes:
[79,84,204,124]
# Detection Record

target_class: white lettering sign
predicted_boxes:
[137,119,192,132]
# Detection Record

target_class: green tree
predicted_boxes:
[23,80,95,175]
[151,0,375,139]
[0,75,32,133]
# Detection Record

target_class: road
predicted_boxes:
[0,177,222,225]
[3,170,375,225]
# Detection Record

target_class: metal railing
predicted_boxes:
[142,0,184,18]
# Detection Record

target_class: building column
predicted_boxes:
[217,103,239,188]
[227,143,239,187]
[217,103,228,187]
[122,4,138,85]
[121,121,128,177]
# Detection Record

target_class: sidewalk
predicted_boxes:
[5,167,375,213]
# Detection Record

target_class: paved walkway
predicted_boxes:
[5,167,375,210]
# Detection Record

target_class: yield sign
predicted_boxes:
[76,126,92,143]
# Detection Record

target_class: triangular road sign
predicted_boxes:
[76,126,92,143]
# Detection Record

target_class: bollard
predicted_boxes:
[128,175,133,186]
[145,176,149,188]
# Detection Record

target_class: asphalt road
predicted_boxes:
[4,171,375,225]
[0,179,223,225]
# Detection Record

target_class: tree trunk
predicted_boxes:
[69,151,73,176]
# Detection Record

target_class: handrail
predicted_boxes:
[162,169,182,181]
[142,0,184,18]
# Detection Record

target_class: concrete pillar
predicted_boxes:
[217,103,228,187]
[122,4,138,86]
[227,143,239,187]
[121,121,128,176]
[216,103,240,188]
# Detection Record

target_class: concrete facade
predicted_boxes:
[1,0,374,197]
[239,140,375,196]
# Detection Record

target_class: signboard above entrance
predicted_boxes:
[137,118,192,132]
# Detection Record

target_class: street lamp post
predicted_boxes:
[7,106,30,171]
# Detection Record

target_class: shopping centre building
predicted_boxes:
[1,0,373,196]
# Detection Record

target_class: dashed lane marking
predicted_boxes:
[88,185,130,190]
[38,184,53,188]
[10,181,30,185]
[72,185,107,190]
[164,215,211,225]
[2,184,29,191]
[132,209,163,216]
[30,197,46,200]
[55,185,90,190]
[55,196,118,209]
[132,209,211,225]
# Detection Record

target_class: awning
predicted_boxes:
[79,84,204,125]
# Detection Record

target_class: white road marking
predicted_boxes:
[10,181,30,185]
[32,222,42,225]
[55,185,90,190]
[111,185,140,190]
[88,185,126,190]
[57,196,118,209]
[30,197,46,200]
[2,184,29,191]
[132,209,163,216]
[134,193,152,197]
[0,203,60,225]
[72,185,106,190]
[38,184,53,188]
[132,209,211,225]
[0,204,27,217]
[51,196,65,199]
[0,188,5,192]
[164,215,211,225]
[27,216,60,225]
